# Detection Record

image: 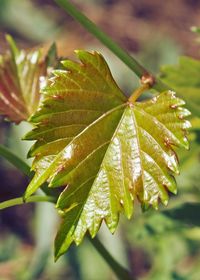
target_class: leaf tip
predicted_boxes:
[141,203,150,213]
[172,188,178,195]
[26,148,34,159]
[74,49,83,59]
[54,252,61,263]
[163,199,169,206]
[152,203,159,211]
[74,49,93,61]
[181,136,190,150]
[5,34,19,57]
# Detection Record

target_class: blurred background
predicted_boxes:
[0,0,200,279]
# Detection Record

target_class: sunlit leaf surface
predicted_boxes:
[23,50,190,259]
[0,35,48,123]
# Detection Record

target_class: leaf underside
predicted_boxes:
[0,35,47,123]
[24,50,191,260]
[160,56,200,117]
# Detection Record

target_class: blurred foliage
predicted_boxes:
[0,0,59,43]
[0,0,200,280]
[160,56,200,117]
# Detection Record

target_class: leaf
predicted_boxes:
[23,50,191,260]
[45,42,58,68]
[160,56,200,117]
[0,35,50,123]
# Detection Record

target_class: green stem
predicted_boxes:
[89,237,133,280]
[129,83,150,103]
[0,195,56,210]
[0,144,58,197]
[0,144,31,176]
[54,0,168,92]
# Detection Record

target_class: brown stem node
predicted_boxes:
[141,73,156,87]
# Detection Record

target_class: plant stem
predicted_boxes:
[0,144,58,197]
[0,195,56,210]
[54,0,168,92]
[89,237,134,280]
[0,144,31,176]
[129,83,150,103]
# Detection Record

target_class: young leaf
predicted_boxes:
[23,51,190,260]
[160,56,200,117]
[0,35,53,123]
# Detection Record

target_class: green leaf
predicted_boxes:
[45,42,58,68]
[23,50,190,259]
[160,56,200,117]
[0,35,49,123]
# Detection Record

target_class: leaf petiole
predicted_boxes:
[0,195,56,210]
[129,83,150,103]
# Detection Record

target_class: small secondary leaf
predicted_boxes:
[160,56,200,117]
[24,51,190,259]
[0,35,54,123]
